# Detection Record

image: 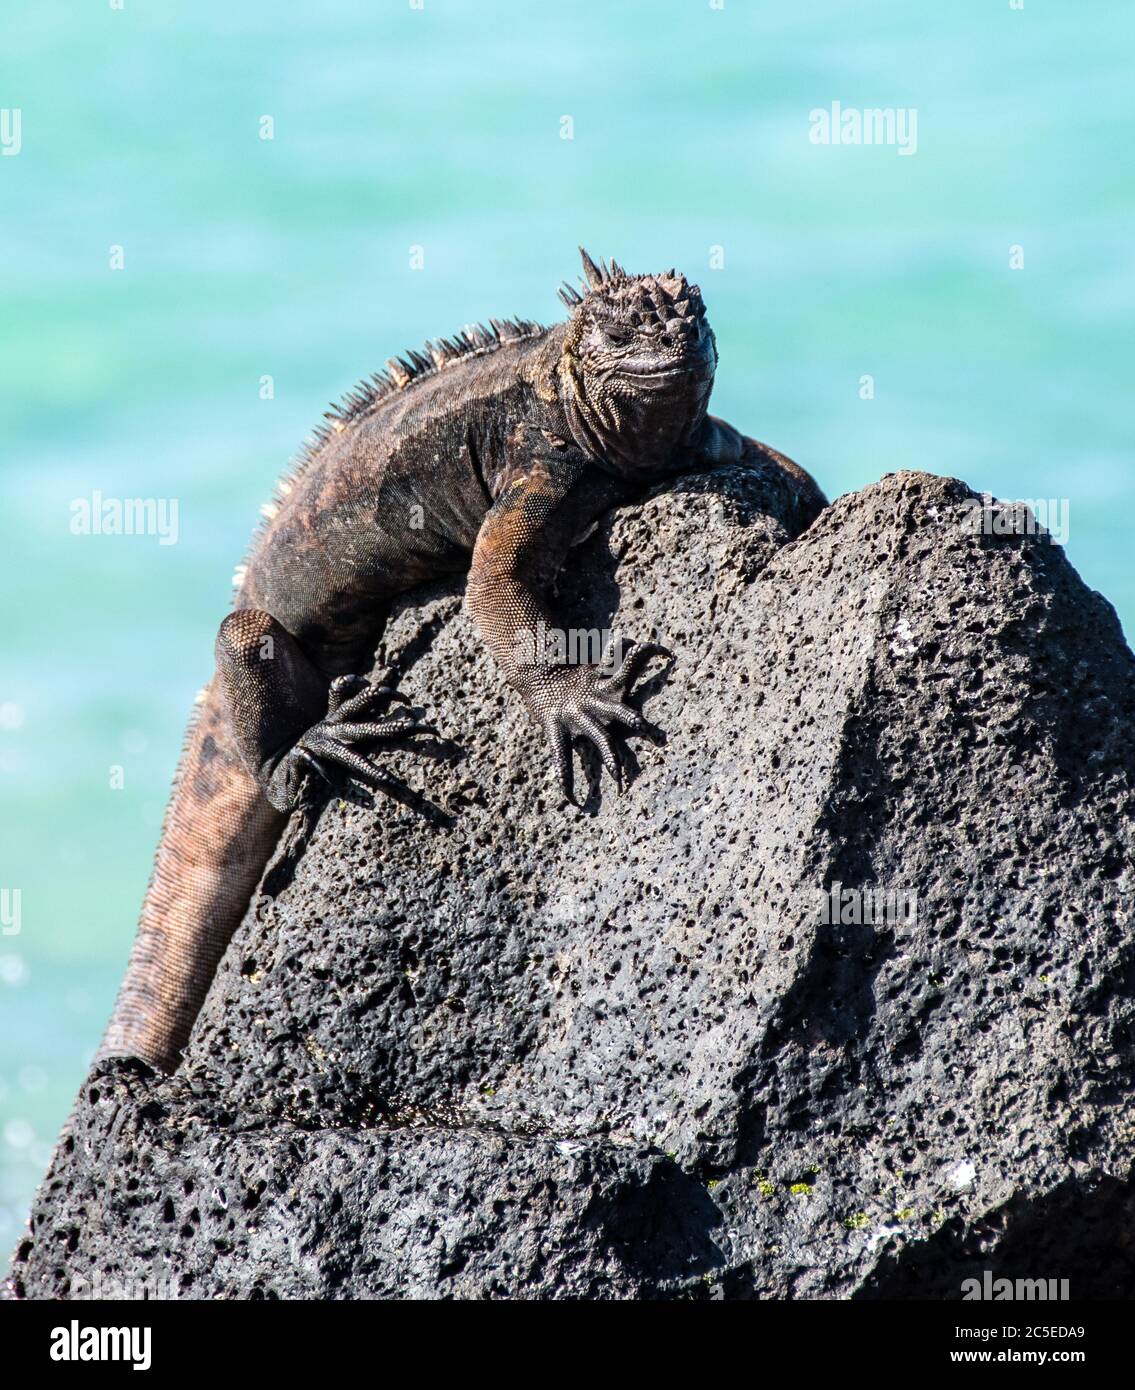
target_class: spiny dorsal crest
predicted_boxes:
[322,315,543,436]
[559,247,706,337]
[318,315,541,432]
[558,245,630,308]
[263,313,545,523]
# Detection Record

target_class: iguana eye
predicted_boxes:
[603,324,633,347]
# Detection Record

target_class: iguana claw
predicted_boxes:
[533,640,667,801]
[278,673,433,805]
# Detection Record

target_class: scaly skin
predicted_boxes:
[98,249,827,1073]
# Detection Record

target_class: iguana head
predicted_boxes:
[559,248,718,477]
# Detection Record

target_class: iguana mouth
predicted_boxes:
[620,364,686,377]
[619,357,714,383]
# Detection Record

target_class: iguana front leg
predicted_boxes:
[215,608,430,811]
[465,458,660,794]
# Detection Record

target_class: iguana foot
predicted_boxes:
[272,672,433,808]
[528,640,667,798]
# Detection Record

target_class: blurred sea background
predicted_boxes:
[1,1,1131,1270]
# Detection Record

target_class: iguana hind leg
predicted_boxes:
[98,609,429,1073]
[215,608,432,811]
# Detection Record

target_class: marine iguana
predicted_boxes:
[97,248,827,1073]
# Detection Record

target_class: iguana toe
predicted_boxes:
[535,644,666,800]
[274,674,434,806]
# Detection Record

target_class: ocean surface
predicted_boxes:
[1,1,1131,1270]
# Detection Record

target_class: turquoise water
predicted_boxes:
[1,1,1132,1268]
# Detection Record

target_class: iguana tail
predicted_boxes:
[97,679,286,1072]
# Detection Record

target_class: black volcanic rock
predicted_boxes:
[10,467,1135,1300]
